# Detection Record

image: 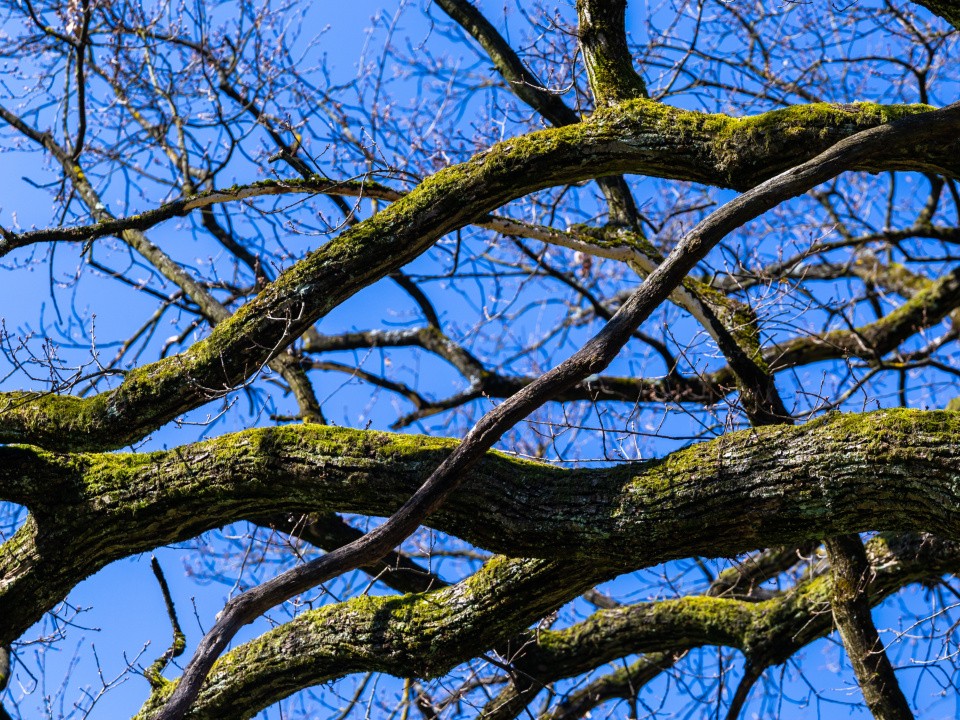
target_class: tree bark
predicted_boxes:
[825,535,914,720]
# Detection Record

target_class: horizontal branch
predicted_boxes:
[2,408,960,645]
[765,263,960,372]
[5,102,952,258]
[307,256,960,423]
[0,177,403,257]
[136,530,958,719]
[532,532,950,720]
[134,556,609,719]
[304,327,721,422]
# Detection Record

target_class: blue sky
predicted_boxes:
[0,0,957,718]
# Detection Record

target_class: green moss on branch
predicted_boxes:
[135,556,606,720]
[3,409,960,645]
[138,531,960,719]
[0,101,953,453]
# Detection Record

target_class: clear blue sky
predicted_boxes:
[0,0,956,718]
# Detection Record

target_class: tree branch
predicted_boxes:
[135,531,959,719]
[577,0,648,105]
[253,512,447,595]
[146,106,960,719]
[824,534,914,720]
[2,408,960,646]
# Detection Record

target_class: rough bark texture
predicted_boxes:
[2,408,960,646]
[0,101,956,452]
[577,0,649,105]
[0,2,957,717]
[825,535,914,720]
[132,532,959,719]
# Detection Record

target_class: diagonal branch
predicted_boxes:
[0,102,955,452]
[136,531,960,720]
[824,534,914,720]
[253,513,446,595]
[143,105,960,719]
[431,0,644,227]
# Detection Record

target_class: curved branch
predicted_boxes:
[4,100,953,452]
[135,556,609,720]
[149,106,960,719]
[495,532,955,720]
[2,408,960,646]
[137,531,960,719]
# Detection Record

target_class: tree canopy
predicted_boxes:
[0,0,958,718]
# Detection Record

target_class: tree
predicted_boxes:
[0,0,958,717]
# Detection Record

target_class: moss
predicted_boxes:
[569,224,662,260]
[801,408,960,470]
[0,98,946,455]
[863,268,958,336]
[742,573,832,662]
[657,595,754,639]
[601,99,936,187]
[205,556,518,683]
[709,102,908,176]
[624,408,959,509]
[133,678,177,719]
[588,65,644,105]
[0,516,39,572]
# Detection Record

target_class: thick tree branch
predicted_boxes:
[4,100,952,452]
[490,533,955,720]
[135,556,610,720]
[147,107,960,719]
[136,531,960,719]
[2,408,960,646]
[824,534,914,720]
